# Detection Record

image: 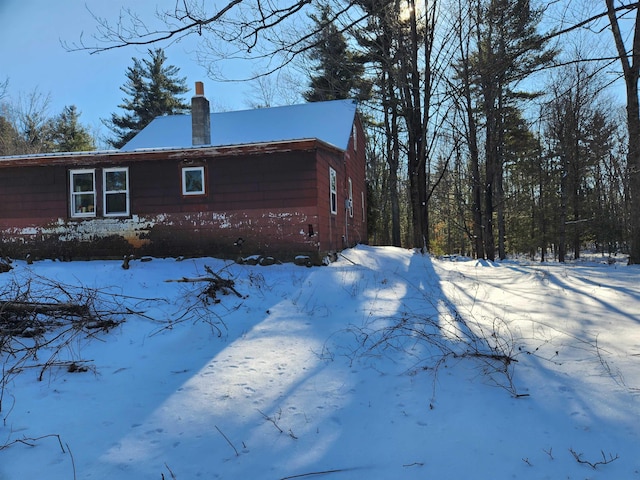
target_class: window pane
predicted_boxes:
[74,173,94,192]
[329,168,337,214]
[106,193,127,214]
[103,168,129,216]
[73,193,95,214]
[70,170,96,218]
[348,178,353,217]
[106,170,127,191]
[184,168,204,194]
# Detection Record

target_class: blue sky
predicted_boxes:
[0,0,253,142]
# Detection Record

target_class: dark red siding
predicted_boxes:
[0,166,68,219]
[0,130,366,263]
[314,116,367,254]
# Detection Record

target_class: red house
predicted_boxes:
[0,83,367,264]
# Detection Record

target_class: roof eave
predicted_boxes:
[0,138,345,168]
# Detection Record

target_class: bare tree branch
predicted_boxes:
[64,0,314,54]
[541,2,640,44]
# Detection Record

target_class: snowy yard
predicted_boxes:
[0,246,638,479]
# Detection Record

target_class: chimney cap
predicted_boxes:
[194,81,205,97]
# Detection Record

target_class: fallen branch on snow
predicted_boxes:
[280,468,354,479]
[569,448,619,469]
[0,273,149,415]
[215,425,239,457]
[165,265,243,301]
[0,433,66,452]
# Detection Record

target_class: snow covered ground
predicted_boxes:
[0,246,638,479]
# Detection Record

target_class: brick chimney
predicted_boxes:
[191,81,211,146]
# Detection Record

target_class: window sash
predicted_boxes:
[70,169,96,218]
[329,167,337,214]
[348,178,353,218]
[103,167,130,216]
[352,124,357,152]
[182,166,206,195]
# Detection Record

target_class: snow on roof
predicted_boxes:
[0,149,118,162]
[120,99,358,152]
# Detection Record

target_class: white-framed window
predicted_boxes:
[70,169,96,218]
[352,124,358,152]
[182,166,206,196]
[103,167,130,217]
[329,167,337,214]
[347,178,354,218]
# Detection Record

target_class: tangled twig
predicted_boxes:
[156,264,244,337]
[0,433,66,452]
[0,272,154,414]
[569,448,620,469]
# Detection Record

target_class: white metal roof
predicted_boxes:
[120,99,358,152]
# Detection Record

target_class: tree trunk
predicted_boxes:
[403,0,430,252]
[385,91,402,247]
[389,158,402,247]
[456,11,484,258]
[471,143,485,259]
[380,19,402,247]
[496,121,506,260]
[558,153,568,263]
[606,0,640,264]
[539,157,547,262]
[484,99,498,262]
[626,86,640,264]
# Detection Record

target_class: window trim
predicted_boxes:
[352,124,358,152]
[347,177,354,218]
[182,166,206,196]
[70,169,96,218]
[329,167,337,215]
[103,167,130,217]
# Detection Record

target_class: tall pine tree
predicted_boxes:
[105,48,189,148]
[51,105,95,152]
[304,4,371,102]
[468,0,556,260]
